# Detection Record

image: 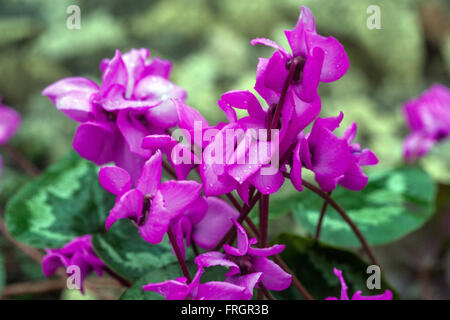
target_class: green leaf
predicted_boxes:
[273,233,399,300]
[292,166,437,247]
[4,151,114,248]
[91,219,179,282]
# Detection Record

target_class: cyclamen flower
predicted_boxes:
[195,219,292,292]
[326,268,392,300]
[42,48,185,181]
[98,150,202,245]
[0,100,21,180]
[42,235,105,293]
[403,84,450,162]
[143,264,261,300]
[252,6,349,104]
[291,112,378,192]
[199,90,320,199]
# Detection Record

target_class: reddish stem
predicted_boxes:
[167,227,191,282]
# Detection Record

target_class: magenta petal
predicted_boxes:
[145,100,179,129]
[136,150,162,196]
[158,180,202,213]
[0,105,20,145]
[42,77,98,123]
[338,160,369,191]
[306,33,349,83]
[315,174,339,193]
[42,252,69,277]
[226,272,263,300]
[142,278,190,300]
[134,75,186,103]
[144,57,172,79]
[264,52,290,94]
[106,189,143,230]
[42,77,99,104]
[250,38,289,57]
[196,281,249,300]
[138,191,174,244]
[72,121,119,165]
[200,160,239,196]
[248,244,285,257]
[255,58,280,105]
[237,181,251,205]
[98,166,131,196]
[309,124,351,177]
[100,50,128,96]
[139,181,201,244]
[223,219,249,257]
[141,134,172,151]
[330,268,349,300]
[182,196,208,224]
[193,197,239,250]
[357,149,378,166]
[403,132,435,162]
[342,122,357,144]
[352,290,393,300]
[252,257,292,291]
[220,90,266,120]
[247,168,284,195]
[175,99,209,132]
[117,110,152,158]
[296,47,324,102]
[285,6,316,56]
[290,141,303,192]
[218,98,237,123]
[195,251,240,277]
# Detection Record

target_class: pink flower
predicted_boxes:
[252,6,349,104]
[143,265,261,300]
[42,49,185,181]
[291,112,378,192]
[42,235,105,293]
[403,84,450,162]
[98,150,202,245]
[0,100,20,181]
[195,219,292,293]
[326,268,392,300]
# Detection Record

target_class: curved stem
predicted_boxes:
[259,195,269,248]
[2,144,40,177]
[270,57,301,131]
[213,193,261,251]
[314,192,331,242]
[300,179,378,266]
[273,255,314,300]
[167,227,191,283]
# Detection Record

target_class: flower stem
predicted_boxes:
[314,192,331,242]
[273,255,314,300]
[2,144,40,177]
[167,227,192,283]
[300,178,379,266]
[270,57,302,130]
[259,194,269,248]
[213,192,261,250]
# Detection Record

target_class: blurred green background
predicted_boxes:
[0,0,449,299]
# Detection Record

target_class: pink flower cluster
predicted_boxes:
[41,6,392,300]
